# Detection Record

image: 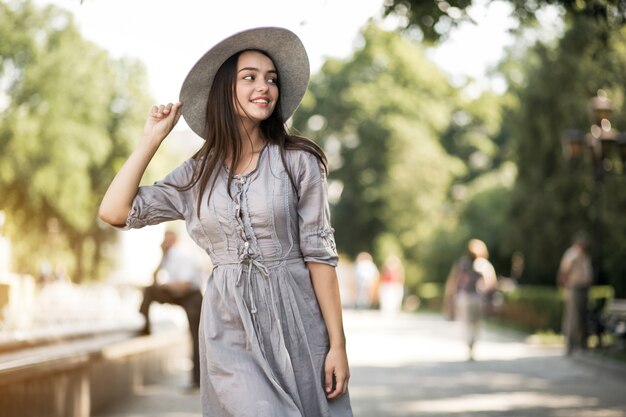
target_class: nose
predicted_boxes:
[255,79,270,92]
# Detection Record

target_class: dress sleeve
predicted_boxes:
[296,152,338,267]
[119,160,196,230]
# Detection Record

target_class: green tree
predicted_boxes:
[293,23,460,287]
[503,17,626,295]
[384,0,626,42]
[0,1,152,281]
[386,1,626,295]
[415,85,517,285]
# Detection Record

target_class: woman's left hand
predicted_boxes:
[324,346,350,399]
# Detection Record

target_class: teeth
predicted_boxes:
[252,99,269,104]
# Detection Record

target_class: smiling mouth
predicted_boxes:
[251,98,270,104]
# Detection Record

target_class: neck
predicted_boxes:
[224,121,267,175]
[237,120,266,154]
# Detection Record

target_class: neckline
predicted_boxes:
[223,142,269,178]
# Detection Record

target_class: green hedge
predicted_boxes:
[498,285,614,333]
[498,286,562,332]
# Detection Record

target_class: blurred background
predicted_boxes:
[1,0,626,416]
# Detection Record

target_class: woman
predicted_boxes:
[446,239,497,361]
[99,27,353,416]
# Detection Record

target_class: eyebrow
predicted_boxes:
[238,67,277,74]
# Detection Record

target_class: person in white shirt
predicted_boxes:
[353,252,379,309]
[140,230,203,388]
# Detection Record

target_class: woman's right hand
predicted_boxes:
[100,102,182,226]
[143,102,183,142]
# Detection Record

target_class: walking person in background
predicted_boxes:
[557,231,593,355]
[445,239,497,360]
[353,252,379,309]
[99,27,352,416]
[378,255,405,314]
[140,229,203,389]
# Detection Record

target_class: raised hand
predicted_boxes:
[99,101,183,227]
[143,102,183,142]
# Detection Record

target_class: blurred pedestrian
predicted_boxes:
[557,231,593,355]
[353,252,379,309]
[99,27,352,415]
[445,239,497,360]
[378,255,405,314]
[140,230,203,389]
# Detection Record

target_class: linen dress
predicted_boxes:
[123,143,353,417]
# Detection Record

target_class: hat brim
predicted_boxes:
[179,27,310,139]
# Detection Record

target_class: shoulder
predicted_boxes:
[283,146,319,165]
[562,246,580,262]
[161,158,200,186]
[474,257,495,274]
[282,145,326,181]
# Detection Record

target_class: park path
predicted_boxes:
[96,310,626,417]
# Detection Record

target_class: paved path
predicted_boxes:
[96,311,626,417]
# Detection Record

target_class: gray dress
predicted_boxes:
[123,143,353,417]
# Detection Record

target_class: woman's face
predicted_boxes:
[234,50,279,124]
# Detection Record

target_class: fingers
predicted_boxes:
[324,367,333,396]
[150,102,182,120]
[172,101,183,123]
[325,367,349,400]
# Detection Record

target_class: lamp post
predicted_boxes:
[561,90,626,285]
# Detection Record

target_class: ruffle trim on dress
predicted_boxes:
[123,199,147,230]
[319,227,337,251]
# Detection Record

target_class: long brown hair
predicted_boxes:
[177,50,326,216]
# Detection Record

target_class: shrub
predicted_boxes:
[498,285,615,333]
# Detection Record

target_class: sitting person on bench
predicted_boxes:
[140,230,203,388]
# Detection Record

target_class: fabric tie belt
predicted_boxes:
[235,257,270,314]
[213,256,302,315]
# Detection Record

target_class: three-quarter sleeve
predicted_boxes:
[295,151,338,267]
[121,159,196,230]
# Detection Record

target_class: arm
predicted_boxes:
[476,259,497,293]
[556,249,573,288]
[443,262,459,318]
[308,261,349,400]
[98,102,182,226]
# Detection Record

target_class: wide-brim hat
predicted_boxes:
[179,27,310,139]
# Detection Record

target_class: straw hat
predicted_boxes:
[179,27,310,139]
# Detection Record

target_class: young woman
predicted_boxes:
[99,27,353,416]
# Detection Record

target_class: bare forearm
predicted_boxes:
[98,136,160,226]
[99,102,182,226]
[308,261,350,398]
[308,262,346,348]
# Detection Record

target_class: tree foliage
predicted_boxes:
[0,1,152,281]
[293,23,461,287]
[291,22,517,288]
[385,1,626,296]
[503,16,626,295]
[384,0,626,42]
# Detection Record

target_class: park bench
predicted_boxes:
[0,325,189,417]
[603,298,626,350]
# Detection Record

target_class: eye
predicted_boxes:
[243,74,254,81]
[267,77,278,85]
